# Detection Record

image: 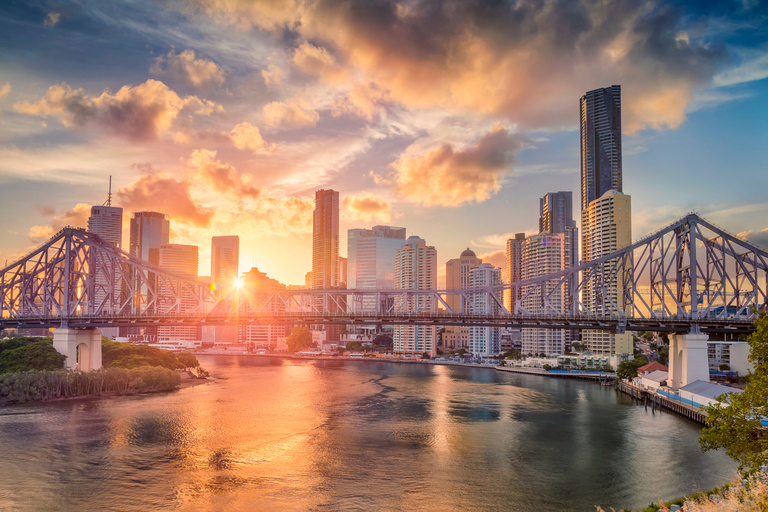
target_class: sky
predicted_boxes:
[0,0,767,287]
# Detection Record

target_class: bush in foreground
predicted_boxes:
[0,366,181,403]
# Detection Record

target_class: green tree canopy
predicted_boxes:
[700,313,768,471]
[0,337,66,374]
[286,327,315,353]
[616,355,649,380]
[101,338,196,371]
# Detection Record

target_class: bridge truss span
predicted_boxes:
[1,214,766,334]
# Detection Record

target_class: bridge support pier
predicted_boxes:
[668,332,709,389]
[52,328,103,371]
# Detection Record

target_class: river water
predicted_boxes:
[0,356,738,511]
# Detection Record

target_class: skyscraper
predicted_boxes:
[393,236,437,356]
[505,233,526,313]
[445,249,482,313]
[211,235,239,285]
[580,85,632,358]
[312,189,339,290]
[157,244,200,343]
[129,211,170,339]
[347,225,406,311]
[539,191,575,235]
[443,248,482,352]
[87,187,123,333]
[581,190,632,356]
[129,211,170,263]
[468,263,503,356]
[580,85,622,211]
[520,232,576,356]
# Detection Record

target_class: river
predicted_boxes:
[0,356,738,511]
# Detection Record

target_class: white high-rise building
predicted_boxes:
[581,190,632,356]
[468,263,503,356]
[443,249,482,352]
[157,244,200,343]
[393,236,437,356]
[88,203,123,335]
[520,230,577,356]
[347,225,406,312]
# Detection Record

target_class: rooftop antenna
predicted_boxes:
[103,175,112,207]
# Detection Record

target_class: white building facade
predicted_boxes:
[347,225,406,312]
[393,236,437,356]
[468,263,503,356]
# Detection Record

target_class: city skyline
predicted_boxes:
[0,1,766,287]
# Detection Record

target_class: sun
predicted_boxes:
[233,277,244,289]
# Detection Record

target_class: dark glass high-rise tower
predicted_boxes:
[580,85,622,211]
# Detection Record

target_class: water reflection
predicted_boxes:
[0,356,739,511]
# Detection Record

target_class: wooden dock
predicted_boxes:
[616,381,709,424]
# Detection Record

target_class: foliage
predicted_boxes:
[0,337,66,374]
[616,355,649,380]
[286,327,315,353]
[101,338,197,371]
[657,346,669,366]
[542,364,552,371]
[373,333,393,348]
[571,342,585,353]
[502,349,522,360]
[700,313,768,471]
[421,352,431,359]
[346,341,365,352]
[641,331,654,342]
[719,363,730,371]
[0,366,181,403]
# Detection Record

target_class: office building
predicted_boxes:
[580,190,632,356]
[540,191,576,236]
[520,231,576,356]
[468,263,503,356]
[393,236,437,355]
[312,189,339,289]
[237,267,288,349]
[129,211,170,263]
[444,248,482,352]
[211,236,239,285]
[88,203,123,321]
[580,85,622,211]
[347,225,406,312]
[157,244,200,343]
[580,85,632,358]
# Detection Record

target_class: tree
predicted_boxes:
[658,346,669,366]
[700,313,768,471]
[571,342,584,353]
[641,331,654,342]
[286,327,315,353]
[616,355,649,380]
[0,337,66,374]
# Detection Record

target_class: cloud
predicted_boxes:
[197,0,725,134]
[13,79,221,141]
[377,125,526,207]
[183,148,260,198]
[477,249,507,280]
[263,97,319,127]
[261,65,283,87]
[0,83,10,99]
[713,51,768,87]
[331,82,390,121]
[150,48,225,87]
[291,42,349,83]
[44,12,60,27]
[228,121,275,154]
[116,171,213,226]
[342,194,391,222]
[28,203,91,244]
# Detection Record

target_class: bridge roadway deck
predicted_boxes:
[0,312,756,334]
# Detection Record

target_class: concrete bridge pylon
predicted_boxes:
[52,328,103,371]
[668,332,710,389]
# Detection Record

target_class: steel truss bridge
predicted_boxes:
[1,214,766,335]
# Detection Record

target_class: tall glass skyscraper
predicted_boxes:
[347,225,406,312]
[580,85,622,211]
[311,189,339,290]
[580,85,632,358]
[211,235,239,285]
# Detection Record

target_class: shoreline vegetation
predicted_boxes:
[0,335,210,404]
